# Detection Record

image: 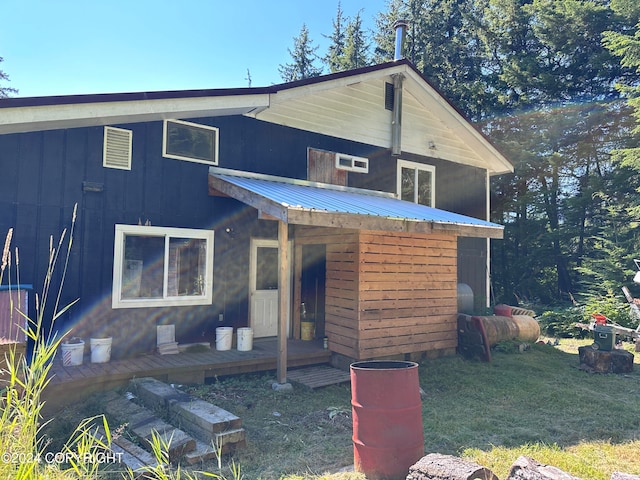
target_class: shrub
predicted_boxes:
[537,306,589,338]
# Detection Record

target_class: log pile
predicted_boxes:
[408,453,640,480]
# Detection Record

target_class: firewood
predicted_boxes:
[507,456,581,479]
[407,453,498,480]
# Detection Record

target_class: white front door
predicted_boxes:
[250,239,280,338]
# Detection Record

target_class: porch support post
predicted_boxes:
[277,220,289,384]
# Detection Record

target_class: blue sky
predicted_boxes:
[2,0,389,98]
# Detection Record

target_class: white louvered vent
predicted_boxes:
[103,126,132,170]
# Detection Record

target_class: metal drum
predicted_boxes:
[350,360,424,480]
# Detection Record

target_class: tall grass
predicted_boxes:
[0,207,113,479]
[1,210,242,479]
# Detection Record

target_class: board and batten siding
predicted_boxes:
[295,226,458,360]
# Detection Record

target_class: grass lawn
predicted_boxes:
[44,339,640,479]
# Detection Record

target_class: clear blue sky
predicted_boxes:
[2,0,389,98]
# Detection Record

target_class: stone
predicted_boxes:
[272,381,293,392]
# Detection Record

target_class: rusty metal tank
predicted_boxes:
[350,360,424,480]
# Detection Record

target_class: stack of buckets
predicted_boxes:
[216,327,253,351]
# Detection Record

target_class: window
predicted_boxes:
[335,153,369,173]
[112,225,214,309]
[397,159,435,207]
[163,119,219,165]
[103,126,132,170]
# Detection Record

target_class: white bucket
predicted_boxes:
[61,340,84,366]
[216,327,233,351]
[90,337,112,363]
[237,327,253,351]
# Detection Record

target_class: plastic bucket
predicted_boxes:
[493,304,512,317]
[216,327,233,351]
[90,337,112,363]
[237,327,253,351]
[61,340,84,366]
[301,321,315,341]
[351,360,424,480]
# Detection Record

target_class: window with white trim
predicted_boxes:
[335,153,369,173]
[112,225,214,309]
[397,159,435,207]
[163,119,219,165]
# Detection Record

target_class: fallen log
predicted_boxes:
[407,453,498,480]
[507,456,582,480]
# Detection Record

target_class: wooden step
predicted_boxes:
[103,391,196,463]
[287,365,351,389]
[130,377,245,451]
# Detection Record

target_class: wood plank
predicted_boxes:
[359,279,457,291]
[359,307,457,321]
[359,289,456,301]
[359,337,458,358]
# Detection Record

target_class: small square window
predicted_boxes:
[163,119,219,165]
[112,225,214,309]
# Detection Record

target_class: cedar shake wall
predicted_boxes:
[295,226,458,360]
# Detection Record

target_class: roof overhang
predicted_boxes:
[0,91,270,134]
[208,168,504,239]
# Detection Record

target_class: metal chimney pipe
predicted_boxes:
[393,20,409,60]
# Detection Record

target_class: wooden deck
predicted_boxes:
[43,338,331,413]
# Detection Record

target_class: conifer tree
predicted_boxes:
[0,56,17,98]
[279,24,323,82]
[324,2,347,73]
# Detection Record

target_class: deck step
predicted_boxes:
[130,377,245,453]
[103,391,196,463]
[287,365,351,389]
[95,425,158,476]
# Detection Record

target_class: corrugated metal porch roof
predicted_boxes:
[208,168,503,239]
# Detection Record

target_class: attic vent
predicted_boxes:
[385,82,395,111]
[335,153,369,173]
[103,126,132,170]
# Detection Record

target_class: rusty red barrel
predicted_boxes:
[350,360,424,480]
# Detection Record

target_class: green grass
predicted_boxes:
[41,337,640,479]
[175,339,640,480]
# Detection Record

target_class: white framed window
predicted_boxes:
[112,224,214,309]
[335,153,369,173]
[397,159,435,207]
[162,119,219,165]
[103,126,132,170]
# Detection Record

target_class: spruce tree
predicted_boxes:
[279,24,323,82]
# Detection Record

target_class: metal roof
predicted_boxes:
[208,168,504,239]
